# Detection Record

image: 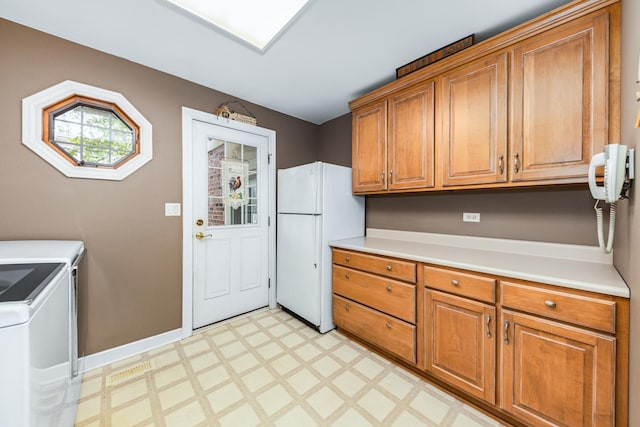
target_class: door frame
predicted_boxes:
[180,107,277,338]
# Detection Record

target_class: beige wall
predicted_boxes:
[317,114,352,168]
[614,0,639,423]
[0,18,318,355]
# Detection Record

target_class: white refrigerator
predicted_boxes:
[277,162,364,333]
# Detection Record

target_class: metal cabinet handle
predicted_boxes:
[385,285,392,292]
[386,265,392,271]
[504,320,510,344]
[544,300,557,308]
[345,304,350,312]
[486,314,492,338]
[345,256,350,262]
[498,154,504,175]
[385,322,392,329]
[451,279,459,286]
[389,170,393,182]
[344,273,350,279]
[382,171,385,183]
[514,152,520,173]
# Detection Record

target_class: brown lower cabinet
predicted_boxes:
[424,290,496,404]
[500,309,615,426]
[331,248,629,427]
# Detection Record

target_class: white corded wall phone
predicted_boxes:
[588,144,635,253]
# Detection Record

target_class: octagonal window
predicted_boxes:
[44,96,140,168]
[22,80,152,181]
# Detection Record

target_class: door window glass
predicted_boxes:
[207,137,258,226]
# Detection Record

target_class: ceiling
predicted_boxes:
[0,0,573,125]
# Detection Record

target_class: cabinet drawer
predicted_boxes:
[424,266,496,304]
[501,281,616,333]
[333,295,416,363]
[333,249,416,283]
[333,265,415,323]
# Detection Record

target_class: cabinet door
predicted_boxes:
[388,81,435,190]
[352,100,387,192]
[510,11,609,182]
[500,309,615,427]
[424,290,496,404]
[441,53,508,186]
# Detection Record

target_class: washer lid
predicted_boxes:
[0,263,65,303]
[0,240,84,265]
[0,263,67,327]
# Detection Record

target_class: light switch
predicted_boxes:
[165,203,181,216]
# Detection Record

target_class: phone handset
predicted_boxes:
[588,144,634,253]
[588,144,628,202]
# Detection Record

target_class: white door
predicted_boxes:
[192,120,270,328]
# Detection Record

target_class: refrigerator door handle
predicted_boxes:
[313,221,319,269]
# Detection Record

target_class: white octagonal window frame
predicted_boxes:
[22,80,152,180]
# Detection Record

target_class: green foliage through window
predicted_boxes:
[47,98,139,168]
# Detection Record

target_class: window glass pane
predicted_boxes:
[112,151,132,164]
[208,197,224,226]
[208,139,224,168]
[81,106,112,128]
[111,116,131,132]
[244,145,257,172]
[82,126,110,151]
[228,206,243,225]
[245,203,258,224]
[226,142,241,161]
[83,147,110,164]
[208,164,222,198]
[54,121,81,143]
[56,143,81,160]
[112,130,133,146]
[56,108,82,124]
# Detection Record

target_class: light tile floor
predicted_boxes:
[75,309,504,426]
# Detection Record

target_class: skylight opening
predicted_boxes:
[166,0,310,51]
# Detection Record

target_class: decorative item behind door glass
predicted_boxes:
[222,159,249,209]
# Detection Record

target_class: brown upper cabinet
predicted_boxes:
[510,11,609,182]
[349,0,619,195]
[352,81,435,193]
[441,53,508,187]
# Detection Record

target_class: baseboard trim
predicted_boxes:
[80,328,182,373]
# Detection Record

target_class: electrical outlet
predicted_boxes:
[463,212,480,223]
[165,203,181,216]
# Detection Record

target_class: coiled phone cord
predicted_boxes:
[594,200,616,254]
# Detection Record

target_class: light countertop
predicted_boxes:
[330,229,629,298]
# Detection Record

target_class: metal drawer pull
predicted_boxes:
[504,320,510,344]
[451,279,459,286]
[498,154,504,175]
[514,152,520,173]
[386,265,392,271]
[385,322,392,329]
[385,285,392,292]
[486,314,492,338]
[345,256,350,262]
[345,304,350,312]
[544,300,557,308]
[344,273,350,279]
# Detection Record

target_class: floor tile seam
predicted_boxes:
[194,316,295,424]
[181,330,240,424]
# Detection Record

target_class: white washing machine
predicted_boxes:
[0,241,85,427]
